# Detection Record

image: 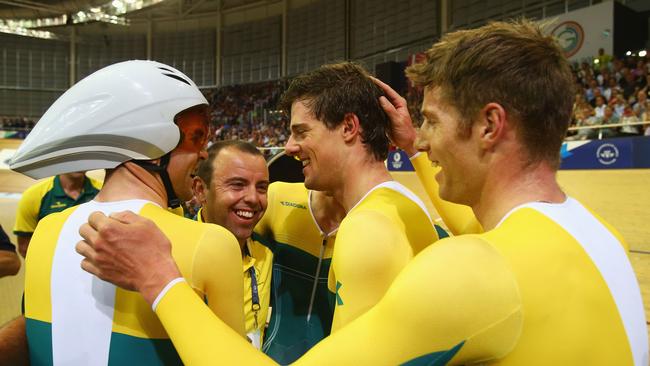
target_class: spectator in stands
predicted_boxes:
[585,79,600,103]
[620,103,641,136]
[594,96,607,118]
[13,172,101,257]
[596,48,613,68]
[596,66,611,87]
[598,106,619,138]
[571,105,598,140]
[611,92,627,117]
[603,77,620,102]
[621,71,638,99]
[633,89,649,120]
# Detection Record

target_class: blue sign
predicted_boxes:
[560,137,641,169]
[387,136,650,171]
[387,150,415,171]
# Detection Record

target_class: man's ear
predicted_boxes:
[476,103,507,149]
[341,113,361,143]
[192,176,207,204]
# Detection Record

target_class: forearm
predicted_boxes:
[0,317,29,366]
[0,253,21,277]
[155,281,274,366]
[17,236,30,258]
[410,153,483,235]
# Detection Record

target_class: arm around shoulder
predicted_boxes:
[298,235,523,365]
[155,281,275,366]
[410,153,483,235]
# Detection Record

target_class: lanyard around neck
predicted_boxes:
[244,243,261,327]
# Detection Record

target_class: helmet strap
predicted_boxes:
[133,153,182,208]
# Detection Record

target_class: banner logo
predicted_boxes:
[391,151,403,169]
[551,21,584,58]
[596,143,619,165]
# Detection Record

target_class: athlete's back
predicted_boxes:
[25,200,244,365]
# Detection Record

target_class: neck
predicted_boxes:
[94,162,167,207]
[310,190,346,234]
[59,174,85,200]
[332,158,393,212]
[240,238,248,258]
[473,160,565,230]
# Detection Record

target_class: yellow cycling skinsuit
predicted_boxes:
[13,175,102,238]
[24,200,245,365]
[254,182,338,363]
[147,154,648,365]
[196,208,272,349]
[328,180,437,331]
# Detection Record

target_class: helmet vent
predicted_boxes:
[158,67,191,86]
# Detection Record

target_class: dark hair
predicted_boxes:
[407,19,574,168]
[195,140,263,186]
[279,62,390,161]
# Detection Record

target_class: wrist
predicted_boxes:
[139,259,182,306]
[402,145,417,157]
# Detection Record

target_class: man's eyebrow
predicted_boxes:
[421,108,436,119]
[225,177,248,184]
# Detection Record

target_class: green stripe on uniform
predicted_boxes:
[108,332,182,365]
[25,318,53,366]
[25,318,182,365]
[401,341,464,366]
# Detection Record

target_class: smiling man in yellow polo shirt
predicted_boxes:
[192,140,272,349]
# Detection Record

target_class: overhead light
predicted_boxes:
[626,51,632,56]
[0,22,58,39]
[0,0,164,39]
[639,50,647,57]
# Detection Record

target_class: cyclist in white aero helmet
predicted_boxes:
[9,60,246,366]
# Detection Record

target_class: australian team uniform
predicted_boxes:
[24,200,244,365]
[254,182,337,363]
[140,153,647,365]
[13,175,101,240]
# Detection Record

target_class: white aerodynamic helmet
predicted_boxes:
[9,60,208,179]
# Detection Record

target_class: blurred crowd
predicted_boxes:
[3,52,650,147]
[567,49,650,140]
[203,80,289,158]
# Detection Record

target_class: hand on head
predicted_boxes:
[76,210,182,306]
[371,76,417,156]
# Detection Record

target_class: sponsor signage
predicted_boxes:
[388,137,650,171]
[560,136,650,169]
[387,150,415,171]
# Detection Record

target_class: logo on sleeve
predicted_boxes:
[335,281,344,306]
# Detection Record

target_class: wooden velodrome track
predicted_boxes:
[1,138,649,346]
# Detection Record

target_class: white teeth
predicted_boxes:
[235,210,253,218]
[302,159,310,167]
